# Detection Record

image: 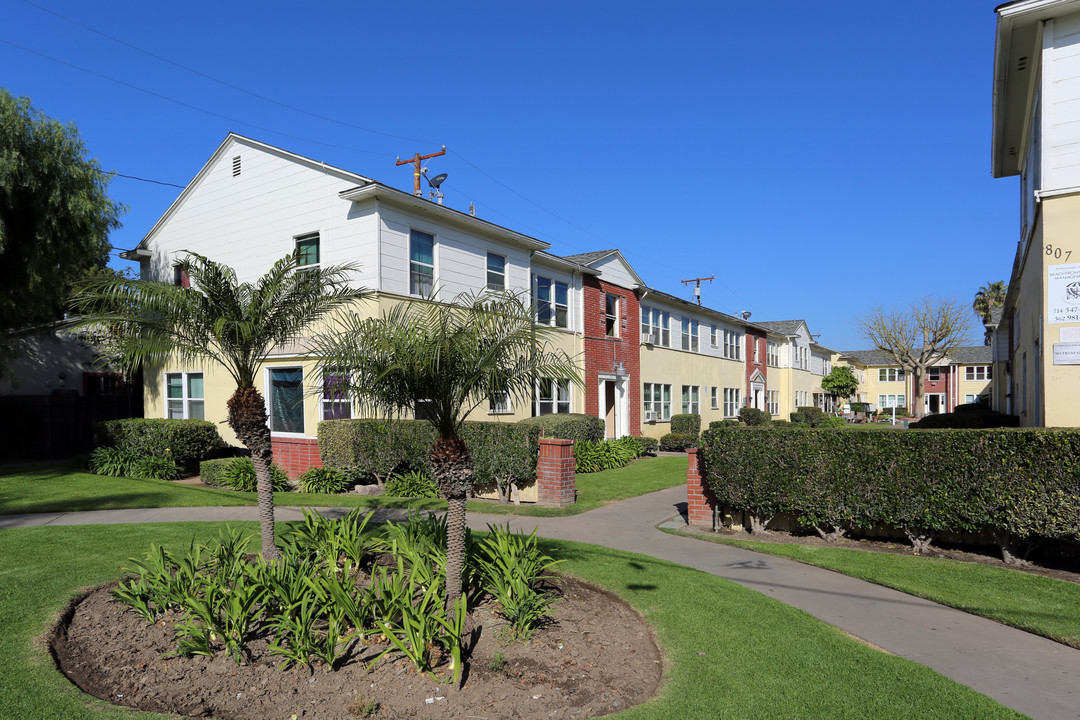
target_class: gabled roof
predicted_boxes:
[562,248,646,289]
[754,320,808,337]
[841,346,993,367]
[563,249,619,265]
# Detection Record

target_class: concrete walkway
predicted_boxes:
[2,489,1078,720]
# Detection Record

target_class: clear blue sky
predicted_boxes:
[3,0,1014,351]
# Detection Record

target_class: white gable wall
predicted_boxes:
[591,255,639,290]
[1044,14,1080,191]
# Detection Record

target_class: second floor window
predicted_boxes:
[605,293,619,336]
[534,275,568,328]
[723,330,741,360]
[641,306,670,347]
[966,365,990,381]
[410,229,434,296]
[767,341,779,367]
[681,318,699,352]
[295,233,320,267]
[879,368,905,382]
[487,252,506,291]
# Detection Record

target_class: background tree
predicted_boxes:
[315,291,582,612]
[821,365,859,403]
[857,297,971,419]
[0,89,124,371]
[73,253,361,559]
[973,280,1008,346]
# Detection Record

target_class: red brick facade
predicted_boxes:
[271,436,322,480]
[536,437,576,506]
[581,276,641,437]
[745,327,768,410]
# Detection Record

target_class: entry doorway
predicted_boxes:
[924,393,946,415]
[598,374,629,439]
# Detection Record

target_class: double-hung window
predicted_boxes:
[767,341,779,367]
[409,229,435,296]
[767,390,779,416]
[927,367,942,381]
[295,232,320,268]
[878,394,905,409]
[681,385,700,414]
[878,368,905,382]
[710,386,719,410]
[533,275,569,328]
[535,378,571,415]
[643,382,671,421]
[604,294,619,337]
[753,338,760,364]
[681,318,699,352]
[723,330,741,360]
[965,365,990,381]
[486,253,506,291]
[321,370,351,420]
[640,306,670,347]
[489,392,513,414]
[165,372,204,420]
[268,367,305,434]
[710,325,718,348]
[723,388,740,418]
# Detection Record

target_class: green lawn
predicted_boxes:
[670,532,1080,649]
[0,455,688,519]
[0,521,1027,720]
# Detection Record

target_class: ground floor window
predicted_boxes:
[878,394,905,409]
[321,370,351,420]
[643,382,671,421]
[165,372,204,420]
[681,385,699,414]
[767,390,779,416]
[964,394,977,404]
[269,367,304,433]
[489,392,513,414]
[723,387,740,418]
[535,378,571,415]
[710,386,719,410]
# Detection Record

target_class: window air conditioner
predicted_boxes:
[644,410,657,422]
[643,331,659,346]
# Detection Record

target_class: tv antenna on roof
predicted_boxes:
[681,275,714,305]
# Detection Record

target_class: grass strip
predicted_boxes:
[0,521,1027,719]
[668,531,1080,649]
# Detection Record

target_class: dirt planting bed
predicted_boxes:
[50,575,662,720]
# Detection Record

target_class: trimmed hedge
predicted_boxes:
[909,411,1019,429]
[660,432,699,452]
[199,458,233,488]
[631,435,659,455]
[519,413,603,444]
[738,408,771,426]
[699,427,1080,558]
[670,413,701,434]
[574,436,645,474]
[319,419,541,493]
[96,418,226,474]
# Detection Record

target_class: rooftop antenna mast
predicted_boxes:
[396,146,446,197]
[681,275,714,305]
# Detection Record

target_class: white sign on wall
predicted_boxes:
[1053,343,1080,365]
[1048,263,1080,324]
[1062,326,1080,342]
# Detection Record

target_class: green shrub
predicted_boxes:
[297,467,349,494]
[631,435,659,455]
[670,413,701,434]
[817,415,848,428]
[460,422,542,499]
[739,408,771,426]
[909,411,1019,429]
[95,418,225,474]
[709,419,740,429]
[212,457,290,492]
[659,432,698,452]
[88,446,144,477]
[574,438,638,473]
[384,469,438,498]
[130,455,182,481]
[199,458,235,487]
[518,413,603,444]
[789,406,827,427]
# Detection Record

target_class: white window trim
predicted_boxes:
[604,293,620,338]
[489,392,513,415]
[486,252,506,292]
[294,231,321,269]
[535,377,571,415]
[321,369,352,421]
[533,275,570,329]
[409,228,436,297]
[644,382,672,421]
[164,371,204,420]
[265,366,308,437]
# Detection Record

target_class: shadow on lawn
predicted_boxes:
[0,492,194,516]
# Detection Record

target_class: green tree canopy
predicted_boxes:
[0,89,124,368]
[972,281,1008,324]
[821,365,859,400]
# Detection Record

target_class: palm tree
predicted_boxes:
[314,290,582,611]
[72,252,362,559]
[973,281,1008,324]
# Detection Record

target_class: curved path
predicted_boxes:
[2,487,1079,720]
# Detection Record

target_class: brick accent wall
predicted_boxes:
[271,436,322,480]
[536,437,576,506]
[745,327,768,407]
[686,448,717,527]
[581,276,641,436]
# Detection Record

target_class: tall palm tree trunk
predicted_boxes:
[431,436,473,611]
[227,387,280,560]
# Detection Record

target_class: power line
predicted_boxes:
[104,171,185,188]
[0,38,397,158]
[21,0,441,148]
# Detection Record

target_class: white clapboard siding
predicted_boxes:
[1045,14,1080,190]
[591,254,639,289]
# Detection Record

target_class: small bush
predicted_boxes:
[199,458,234,487]
[574,438,639,473]
[739,408,771,426]
[909,411,1019,429]
[384,469,438,498]
[88,446,144,477]
[95,418,225,474]
[631,436,659,455]
[519,413,604,444]
[670,413,701,434]
[709,419,740,429]
[130,456,182,481]
[816,415,848,428]
[297,467,349,494]
[659,432,699,452]
[213,457,290,492]
[789,406,827,426]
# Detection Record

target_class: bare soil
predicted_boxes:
[49,575,662,720]
[681,525,1080,585]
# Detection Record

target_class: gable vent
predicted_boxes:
[1008,146,1017,157]
[1017,56,1028,72]
[232,155,241,177]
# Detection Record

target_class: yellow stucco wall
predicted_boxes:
[638,345,744,439]
[1038,194,1080,427]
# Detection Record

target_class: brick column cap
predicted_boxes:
[539,437,574,447]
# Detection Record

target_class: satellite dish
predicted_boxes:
[427,172,448,189]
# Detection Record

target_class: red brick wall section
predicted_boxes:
[745,327,767,403]
[581,277,641,435]
[686,448,717,527]
[536,437,576,506]
[271,437,323,480]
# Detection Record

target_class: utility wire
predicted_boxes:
[104,171,185,189]
[21,0,441,148]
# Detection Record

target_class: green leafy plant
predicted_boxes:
[88,446,144,477]
[297,466,349,494]
[216,456,291,492]
[130,455,182,481]
[384,469,438,498]
[474,524,562,642]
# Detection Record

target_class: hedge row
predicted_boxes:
[518,413,603,444]
[699,427,1080,561]
[96,418,226,474]
[318,419,542,495]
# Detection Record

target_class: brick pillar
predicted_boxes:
[536,438,576,506]
[686,448,717,527]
